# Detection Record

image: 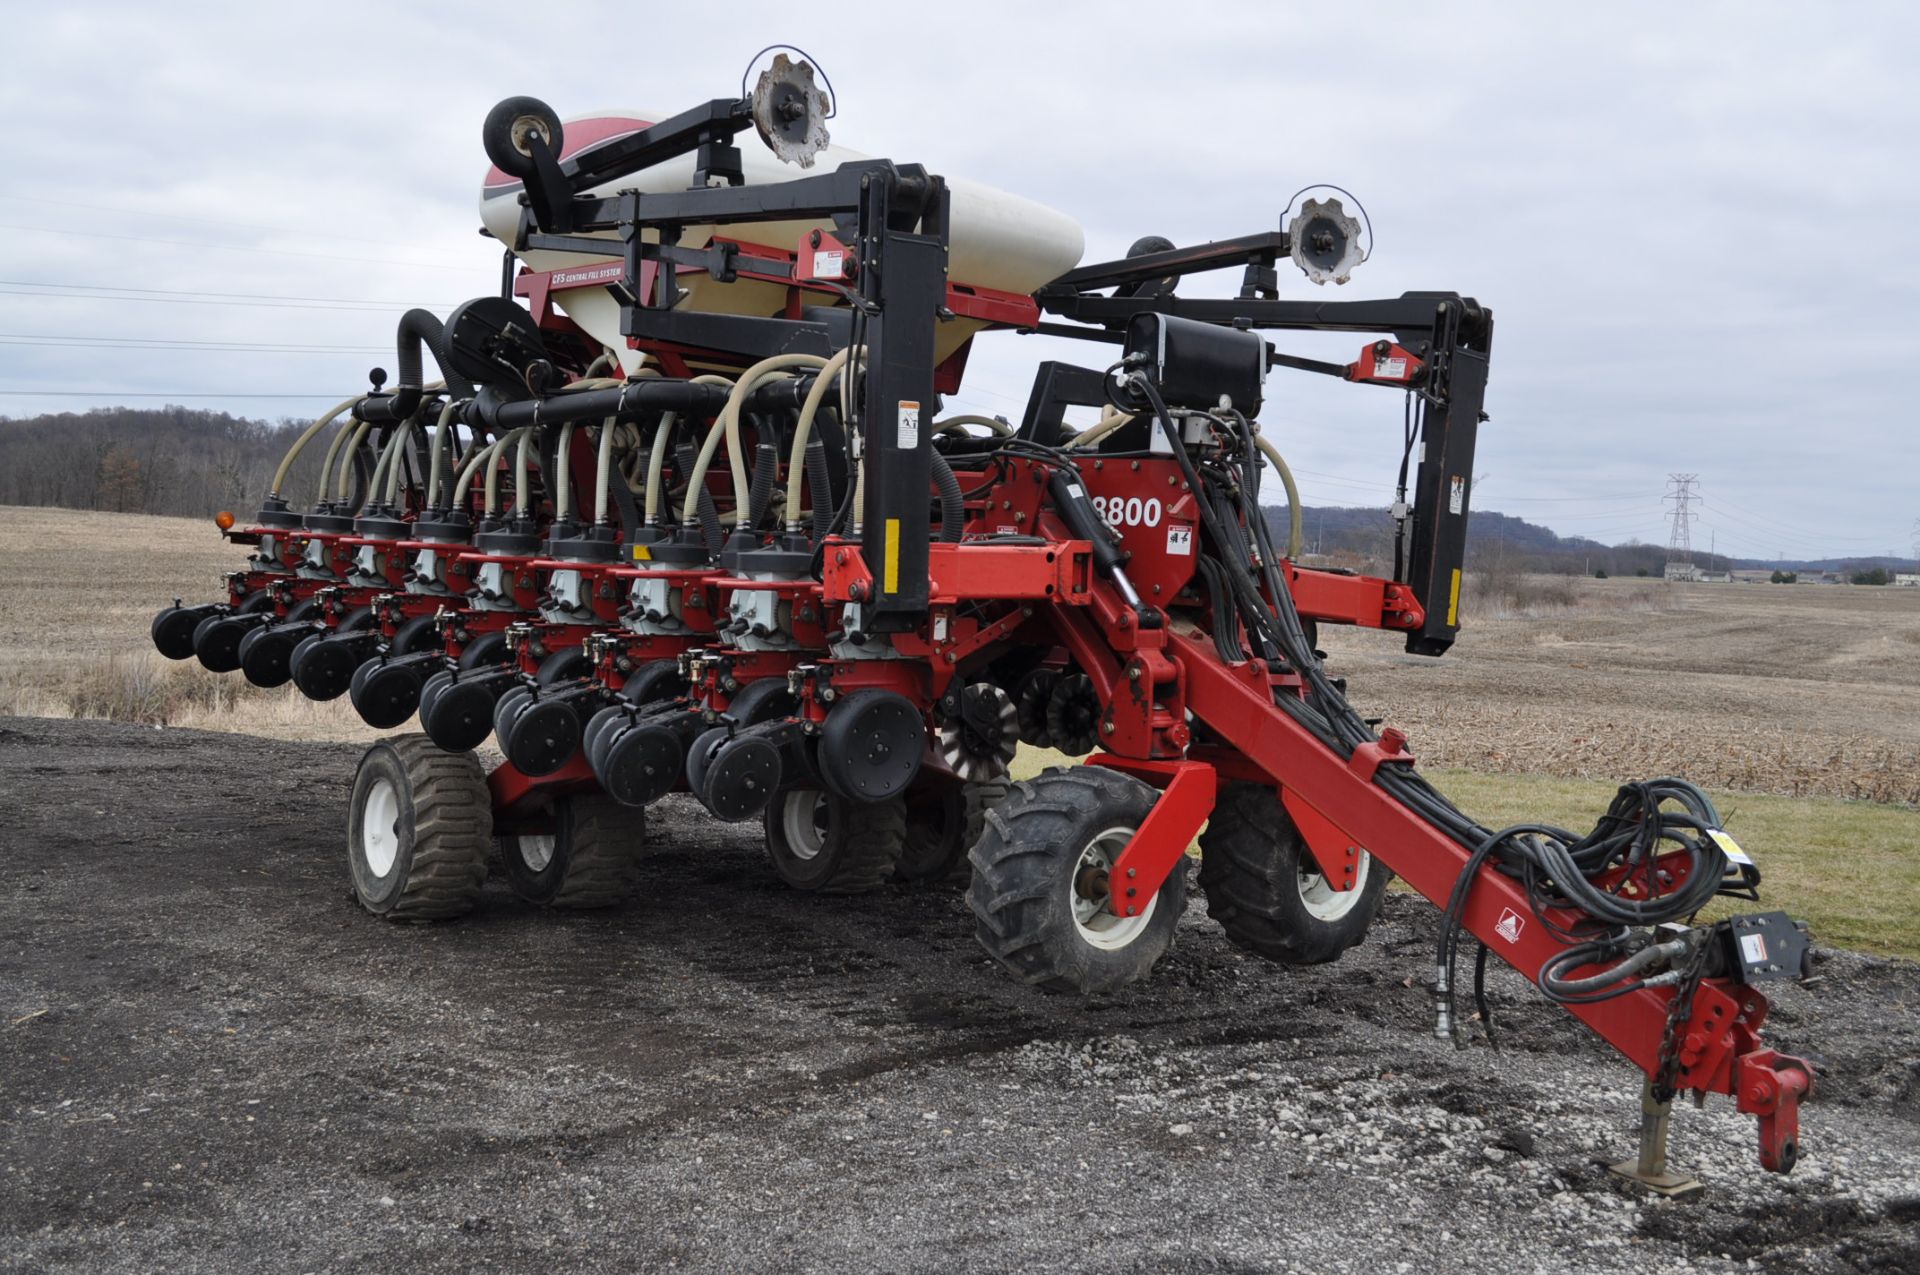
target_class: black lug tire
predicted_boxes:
[347,734,492,922]
[1197,782,1386,965]
[897,776,1010,884]
[501,794,647,909]
[967,766,1187,994]
[763,789,905,894]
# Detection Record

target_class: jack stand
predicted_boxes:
[1609,1080,1705,1196]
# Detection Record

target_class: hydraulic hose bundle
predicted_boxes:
[1112,368,1764,1043]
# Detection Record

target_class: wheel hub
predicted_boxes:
[362,776,401,879]
[1070,827,1155,950]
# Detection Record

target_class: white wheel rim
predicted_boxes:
[516,834,557,872]
[1299,848,1371,922]
[1070,825,1156,951]
[781,790,830,861]
[362,776,401,879]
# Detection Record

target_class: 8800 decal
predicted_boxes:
[1091,495,1163,529]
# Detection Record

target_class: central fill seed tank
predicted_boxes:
[479,112,1086,369]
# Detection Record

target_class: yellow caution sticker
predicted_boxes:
[1706,828,1754,866]
[1446,568,1461,626]
[631,544,652,562]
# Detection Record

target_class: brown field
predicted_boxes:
[0,504,382,743]
[5,502,1914,802]
[1326,573,1920,805]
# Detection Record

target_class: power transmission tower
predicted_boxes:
[1663,474,1699,578]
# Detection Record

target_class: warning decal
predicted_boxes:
[1166,525,1193,556]
[1494,907,1525,944]
[897,401,920,449]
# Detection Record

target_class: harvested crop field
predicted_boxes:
[3,717,1919,1274]
[1324,577,1920,805]
[5,505,1917,805]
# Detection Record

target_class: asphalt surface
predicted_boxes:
[2,716,1917,1274]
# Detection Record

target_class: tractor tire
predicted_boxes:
[897,776,1009,884]
[1197,782,1385,965]
[500,794,647,909]
[347,734,492,921]
[764,788,905,894]
[967,766,1187,994]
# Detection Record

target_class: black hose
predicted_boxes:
[932,451,964,543]
[746,443,778,531]
[674,442,723,553]
[805,438,833,541]
[367,311,476,422]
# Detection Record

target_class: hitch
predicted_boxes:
[1736,1048,1814,1173]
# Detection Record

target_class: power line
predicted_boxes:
[0,334,385,353]
[0,192,476,258]
[0,221,482,273]
[0,390,348,399]
[0,279,461,313]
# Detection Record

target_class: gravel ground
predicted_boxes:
[2,716,1917,1274]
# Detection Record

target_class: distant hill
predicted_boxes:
[1264,503,1909,578]
[0,408,1905,577]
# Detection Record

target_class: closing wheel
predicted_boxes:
[817,689,924,802]
[967,765,1189,994]
[420,668,514,752]
[153,602,225,660]
[351,658,431,730]
[1197,782,1386,964]
[456,631,511,670]
[192,590,274,673]
[596,717,685,807]
[239,618,323,688]
[699,734,783,822]
[763,788,906,894]
[482,96,564,180]
[500,693,583,777]
[896,776,1009,884]
[500,794,647,908]
[347,734,492,921]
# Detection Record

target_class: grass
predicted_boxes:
[1428,768,1920,959]
[1010,749,1919,958]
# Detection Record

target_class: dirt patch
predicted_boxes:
[3,717,1917,1273]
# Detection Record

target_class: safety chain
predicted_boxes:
[1652,935,1713,1103]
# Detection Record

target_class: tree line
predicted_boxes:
[0,407,340,519]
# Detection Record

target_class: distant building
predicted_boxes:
[1664,563,1701,582]
[1697,571,1731,583]
[1895,573,1920,588]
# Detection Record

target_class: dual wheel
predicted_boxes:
[347,734,644,921]
[762,776,1008,894]
[967,769,1386,994]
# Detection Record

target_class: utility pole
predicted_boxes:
[1663,474,1699,580]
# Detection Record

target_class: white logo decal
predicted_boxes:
[1091,495,1164,529]
[1494,908,1525,944]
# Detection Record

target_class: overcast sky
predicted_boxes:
[2,2,1914,560]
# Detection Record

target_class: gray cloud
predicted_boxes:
[1,1,1913,556]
